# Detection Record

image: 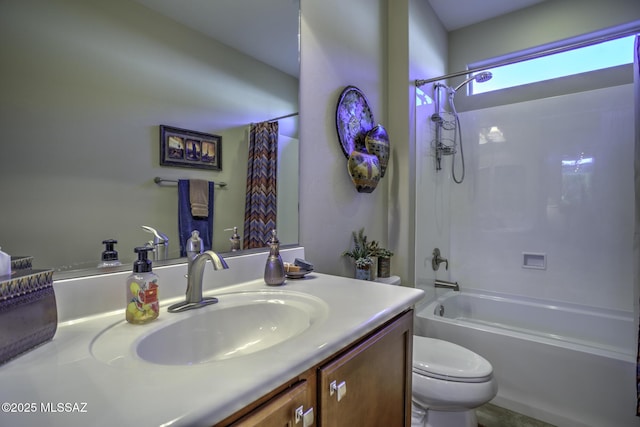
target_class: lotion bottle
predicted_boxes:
[224,227,241,252]
[264,229,285,286]
[126,247,159,324]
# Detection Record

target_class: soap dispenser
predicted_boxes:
[98,239,122,269]
[186,230,203,266]
[126,247,159,324]
[264,229,285,286]
[225,227,241,252]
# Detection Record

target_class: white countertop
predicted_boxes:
[0,267,423,426]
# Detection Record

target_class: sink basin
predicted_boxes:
[91,290,328,366]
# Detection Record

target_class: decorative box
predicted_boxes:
[0,269,57,365]
[11,256,34,271]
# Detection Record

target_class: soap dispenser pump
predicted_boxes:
[224,227,241,252]
[98,239,122,269]
[264,229,285,286]
[126,247,159,324]
[186,230,203,266]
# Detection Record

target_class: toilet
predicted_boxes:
[411,335,497,427]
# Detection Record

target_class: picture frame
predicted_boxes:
[159,125,222,171]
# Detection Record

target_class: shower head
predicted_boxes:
[453,72,493,92]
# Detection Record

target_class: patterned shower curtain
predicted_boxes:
[635,34,640,416]
[243,121,278,249]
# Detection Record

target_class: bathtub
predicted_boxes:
[414,290,639,427]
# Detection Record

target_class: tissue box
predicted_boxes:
[0,269,57,365]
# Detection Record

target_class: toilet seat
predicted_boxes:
[413,336,493,383]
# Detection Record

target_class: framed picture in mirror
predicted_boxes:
[160,125,222,170]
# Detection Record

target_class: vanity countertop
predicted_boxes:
[0,272,423,427]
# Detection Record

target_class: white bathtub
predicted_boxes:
[415,290,640,427]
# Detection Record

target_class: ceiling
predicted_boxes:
[427,0,546,31]
[130,0,545,76]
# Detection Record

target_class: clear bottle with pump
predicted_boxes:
[126,247,159,324]
[186,230,203,265]
[98,239,122,269]
[264,229,285,286]
[224,227,241,252]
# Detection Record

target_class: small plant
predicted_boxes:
[354,257,373,268]
[342,228,374,267]
[378,248,394,258]
[367,240,394,258]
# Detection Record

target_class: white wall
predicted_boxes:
[451,85,634,310]
[299,0,389,277]
[0,0,298,269]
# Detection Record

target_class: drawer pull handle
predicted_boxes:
[295,405,314,426]
[329,380,347,402]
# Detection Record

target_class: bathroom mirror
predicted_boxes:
[0,0,300,277]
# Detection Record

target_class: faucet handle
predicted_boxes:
[432,248,449,271]
[141,226,168,244]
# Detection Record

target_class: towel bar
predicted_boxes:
[154,177,227,188]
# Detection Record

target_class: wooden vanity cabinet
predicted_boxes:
[217,310,413,427]
[230,378,315,427]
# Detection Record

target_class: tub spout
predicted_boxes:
[434,279,459,291]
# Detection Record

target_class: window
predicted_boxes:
[471,34,636,95]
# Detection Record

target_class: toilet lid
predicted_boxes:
[412,336,493,383]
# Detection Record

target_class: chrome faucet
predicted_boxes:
[432,248,449,271]
[434,279,459,292]
[168,250,229,313]
[142,225,169,261]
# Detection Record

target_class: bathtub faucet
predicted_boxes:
[432,248,449,271]
[434,279,460,292]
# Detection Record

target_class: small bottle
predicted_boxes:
[186,230,203,266]
[98,239,122,269]
[225,227,241,252]
[126,247,159,324]
[264,229,285,286]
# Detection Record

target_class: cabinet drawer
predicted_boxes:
[231,379,314,427]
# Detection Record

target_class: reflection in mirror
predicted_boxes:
[0,0,300,277]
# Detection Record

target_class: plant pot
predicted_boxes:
[377,256,391,278]
[355,265,372,281]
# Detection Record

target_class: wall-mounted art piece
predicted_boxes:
[364,124,389,178]
[160,125,222,171]
[336,86,375,158]
[335,86,390,193]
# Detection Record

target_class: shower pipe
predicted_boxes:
[432,73,492,183]
[415,21,640,87]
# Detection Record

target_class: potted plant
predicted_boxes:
[342,228,374,280]
[366,240,393,278]
[375,247,394,278]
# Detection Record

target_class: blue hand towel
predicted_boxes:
[178,180,214,257]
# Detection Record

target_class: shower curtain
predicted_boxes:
[243,121,278,249]
[635,34,640,416]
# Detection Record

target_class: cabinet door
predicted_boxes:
[231,379,315,427]
[318,311,413,427]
